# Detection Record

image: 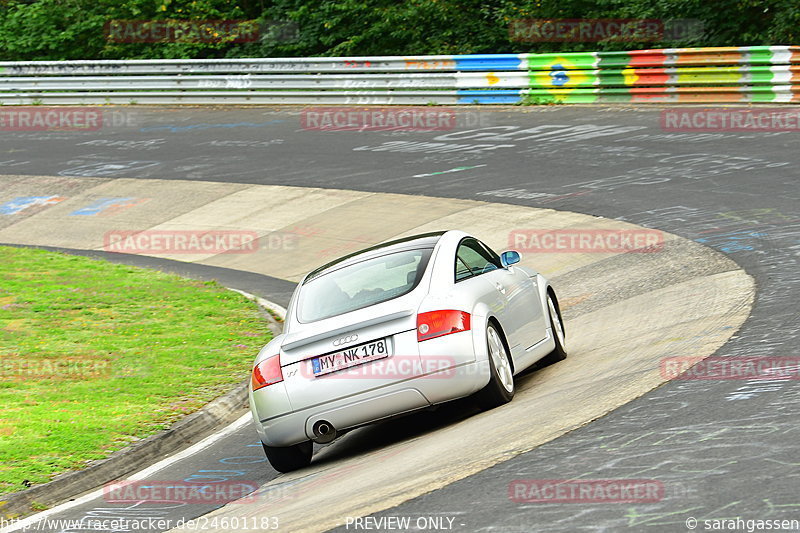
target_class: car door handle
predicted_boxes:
[494,282,506,294]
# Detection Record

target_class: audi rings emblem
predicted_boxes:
[332,334,358,346]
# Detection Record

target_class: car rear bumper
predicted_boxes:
[250,358,490,447]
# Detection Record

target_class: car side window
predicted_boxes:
[455,238,501,282]
[477,240,503,267]
[455,256,472,281]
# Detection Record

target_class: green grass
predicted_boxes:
[0,246,272,496]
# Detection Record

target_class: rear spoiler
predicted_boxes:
[281,309,414,351]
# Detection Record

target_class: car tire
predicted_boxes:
[476,323,515,409]
[540,291,567,365]
[262,440,313,473]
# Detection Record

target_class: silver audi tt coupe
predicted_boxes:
[248,230,567,472]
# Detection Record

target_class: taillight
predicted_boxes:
[417,310,471,342]
[251,355,283,390]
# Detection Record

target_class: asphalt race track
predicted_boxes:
[1,105,798,532]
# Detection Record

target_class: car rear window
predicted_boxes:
[297,248,433,323]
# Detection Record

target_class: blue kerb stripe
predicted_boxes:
[457,90,523,104]
[453,54,524,71]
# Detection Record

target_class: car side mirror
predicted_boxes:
[501,250,521,267]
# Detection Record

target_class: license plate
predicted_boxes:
[311,338,389,377]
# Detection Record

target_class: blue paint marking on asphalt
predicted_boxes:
[140,120,285,133]
[0,195,63,215]
[70,197,138,216]
[695,230,768,253]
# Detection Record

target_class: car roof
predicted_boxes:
[304,231,446,283]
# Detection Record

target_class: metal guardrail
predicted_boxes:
[1,46,798,105]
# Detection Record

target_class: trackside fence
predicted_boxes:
[1,46,798,105]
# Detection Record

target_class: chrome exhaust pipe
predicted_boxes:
[312,420,337,443]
